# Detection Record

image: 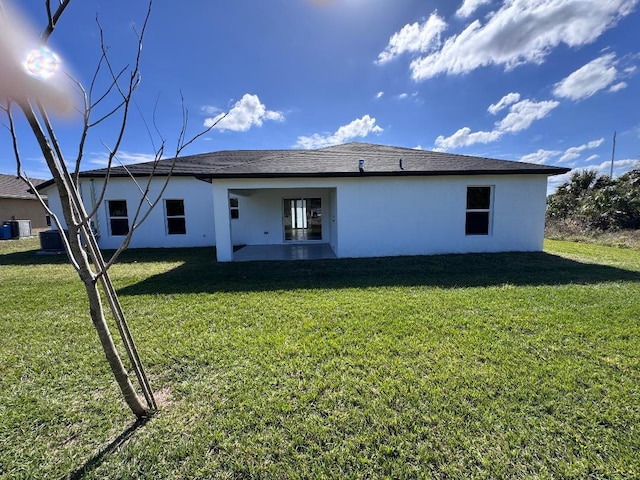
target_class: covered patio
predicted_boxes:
[232,243,336,262]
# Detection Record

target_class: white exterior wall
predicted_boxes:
[335,174,548,258]
[44,187,63,229]
[212,174,548,259]
[44,173,550,258]
[45,177,216,249]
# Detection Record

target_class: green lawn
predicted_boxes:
[1,238,639,479]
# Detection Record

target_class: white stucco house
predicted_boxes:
[38,142,570,262]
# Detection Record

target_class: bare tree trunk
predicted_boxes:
[83,275,147,417]
[18,101,151,418]
[2,0,217,418]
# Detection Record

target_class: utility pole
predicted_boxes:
[610,131,616,177]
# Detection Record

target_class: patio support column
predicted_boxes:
[212,183,233,262]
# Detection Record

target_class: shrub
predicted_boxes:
[547,168,640,231]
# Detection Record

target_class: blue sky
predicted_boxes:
[1,0,639,193]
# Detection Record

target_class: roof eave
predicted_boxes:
[199,168,571,179]
[36,167,572,187]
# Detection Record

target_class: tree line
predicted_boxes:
[547,167,640,231]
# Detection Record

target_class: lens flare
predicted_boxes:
[0,1,73,113]
[24,46,60,80]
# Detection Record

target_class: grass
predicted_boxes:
[545,220,640,250]
[0,237,639,479]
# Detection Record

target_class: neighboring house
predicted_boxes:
[0,173,49,235]
[38,143,570,261]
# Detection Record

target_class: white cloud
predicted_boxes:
[396,92,418,100]
[434,98,558,151]
[295,115,383,149]
[265,110,284,121]
[548,158,639,192]
[519,149,562,165]
[434,127,502,151]
[553,53,619,101]
[559,138,605,162]
[376,13,446,64]
[520,142,606,169]
[488,92,520,115]
[546,171,573,192]
[497,99,559,133]
[624,66,637,74]
[375,91,384,99]
[587,139,606,148]
[592,158,638,174]
[201,105,222,115]
[401,0,638,81]
[456,0,492,19]
[203,94,284,132]
[609,81,628,92]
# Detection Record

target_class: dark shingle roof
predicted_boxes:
[0,174,46,199]
[38,142,570,188]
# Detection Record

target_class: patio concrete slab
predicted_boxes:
[232,243,336,261]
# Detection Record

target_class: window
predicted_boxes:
[165,199,186,235]
[230,197,239,219]
[465,186,492,235]
[108,200,129,236]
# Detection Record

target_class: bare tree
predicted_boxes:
[0,0,219,417]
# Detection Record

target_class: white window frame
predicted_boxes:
[465,186,493,236]
[165,199,186,235]
[229,197,239,220]
[107,200,129,236]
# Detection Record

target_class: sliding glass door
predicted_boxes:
[283,198,322,241]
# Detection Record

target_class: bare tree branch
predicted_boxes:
[102,107,226,271]
[18,96,153,416]
[3,0,157,417]
[3,0,223,418]
[135,96,159,154]
[2,100,81,272]
[42,0,71,42]
[19,100,97,280]
[83,5,152,226]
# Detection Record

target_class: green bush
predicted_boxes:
[547,168,640,230]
